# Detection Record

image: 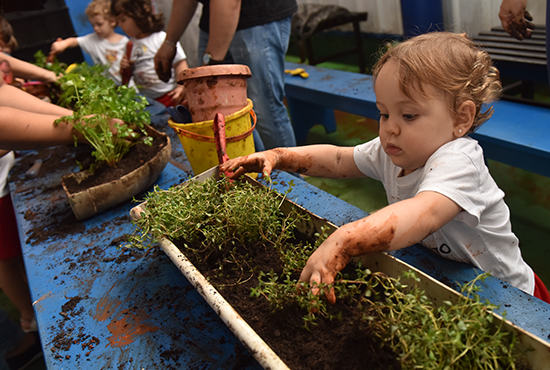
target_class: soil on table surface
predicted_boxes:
[62,133,168,193]
[10,133,167,245]
[10,140,244,368]
[172,237,401,370]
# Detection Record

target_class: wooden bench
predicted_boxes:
[284,61,550,178]
[473,25,547,104]
[292,10,369,73]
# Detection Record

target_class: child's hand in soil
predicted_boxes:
[299,228,352,305]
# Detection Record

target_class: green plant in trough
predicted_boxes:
[129,177,308,284]
[130,176,529,369]
[366,271,526,370]
[54,62,152,168]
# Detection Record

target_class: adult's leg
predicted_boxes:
[227,17,297,150]
[0,308,25,370]
[0,257,34,327]
[0,194,34,330]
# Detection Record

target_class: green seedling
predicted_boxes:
[53,63,151,168]
[130,177,529,369]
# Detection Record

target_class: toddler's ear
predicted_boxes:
[454,100,475,137]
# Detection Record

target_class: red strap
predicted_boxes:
[533,273,550,304]
[155,92,175,107]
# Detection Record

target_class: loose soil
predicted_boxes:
[10,132,167,246]
[61,132,168,193]
[11,139,526,369]
[172,236,401,370]
[9,133,258,368]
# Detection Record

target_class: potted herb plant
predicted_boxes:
[129,168,548,370]
[54,62,171,220]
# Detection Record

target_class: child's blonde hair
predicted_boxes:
[85,0,115,21]
[373,32,502,133]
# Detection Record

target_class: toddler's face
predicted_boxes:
[89,14,115,39]
[116,14,142,38]
[375,60,456,176]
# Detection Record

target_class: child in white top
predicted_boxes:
[111,0,188,107]
[50,0,128,85]
[219,31,550,304]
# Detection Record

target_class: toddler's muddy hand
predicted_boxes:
[299,265,337,305]
[220,152,275,179]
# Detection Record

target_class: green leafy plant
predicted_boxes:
[54,62,152,168]
[255,261,528,369]
[130,176,529,369]
[33,50,67,76]
[364,271,526,369]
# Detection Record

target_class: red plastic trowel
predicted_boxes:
[213,113,234,179]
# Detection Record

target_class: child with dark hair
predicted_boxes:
[0,17,18,54]
[112,0,188,107]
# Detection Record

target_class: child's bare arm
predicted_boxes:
[0,106,79,150]
[50,37,78,55]
[173,58,188,83]
[0,83,71,115]
[0,53,57,84]
[166,59,189,104]
[299,191,462,304]
[220,145,364,179]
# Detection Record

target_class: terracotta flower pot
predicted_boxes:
[61,126,171,220]
[178,64,252,122]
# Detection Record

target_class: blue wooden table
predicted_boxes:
[284,61,550,178]
[9,117,550,369]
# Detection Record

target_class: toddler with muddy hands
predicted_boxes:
[219,31,550,305]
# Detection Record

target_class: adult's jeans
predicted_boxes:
[199,16,297,151]
[0,309,24,370]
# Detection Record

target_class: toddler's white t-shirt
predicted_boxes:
[353,136,534,294]
[0,151,15,198]
[77,33,129,85]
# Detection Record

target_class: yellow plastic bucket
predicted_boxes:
[169,99,256,175]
